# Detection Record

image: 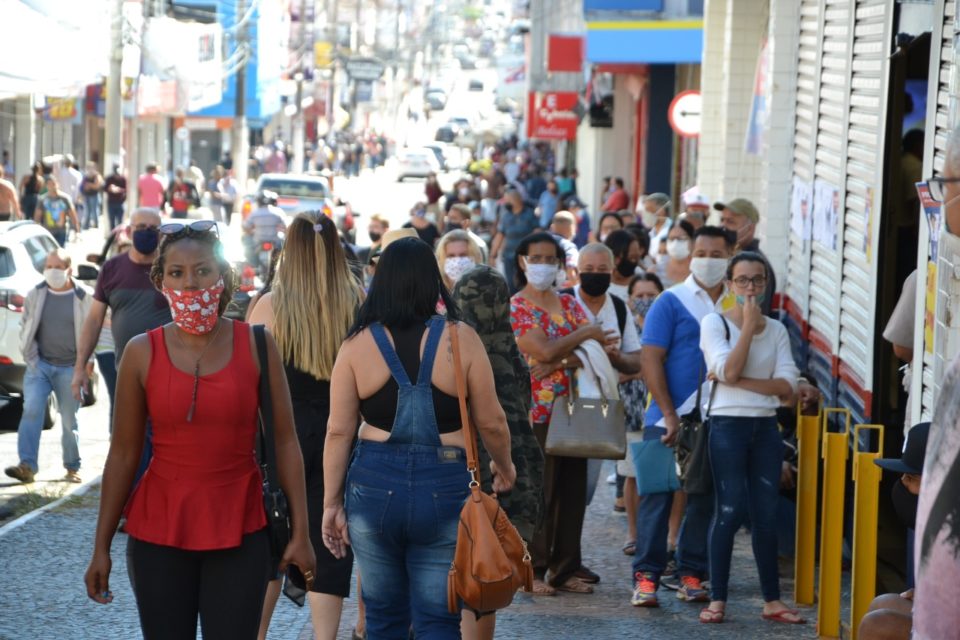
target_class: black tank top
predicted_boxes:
[283,361,330,405]
[359,322,462,433]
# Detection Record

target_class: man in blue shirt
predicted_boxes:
[632,226,734,607]
[565,196,592,248]
[489,189,540,292]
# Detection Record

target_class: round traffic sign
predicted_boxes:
[668,90,702,138]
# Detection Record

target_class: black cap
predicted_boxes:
[875,422,931,475]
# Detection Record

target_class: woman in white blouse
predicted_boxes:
[697,252,803,625]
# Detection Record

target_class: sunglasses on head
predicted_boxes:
[158,220,219,238]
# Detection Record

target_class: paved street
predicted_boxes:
[0,460,816,639]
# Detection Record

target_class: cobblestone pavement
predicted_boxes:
[0,462,817,639]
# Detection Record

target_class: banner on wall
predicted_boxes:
[745,36,771,155]
[40,97,82,124]
[790,176,812,241]
[917,182,942,261]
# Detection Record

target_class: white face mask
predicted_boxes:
[44,268,68,289]
[641,210,658,229]
[666,239,691,260]
[523,259,559,291]
[443,256,475,283]
[689,257,728,288]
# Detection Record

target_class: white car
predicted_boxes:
[396,148,441,181]
[0,221,77,429]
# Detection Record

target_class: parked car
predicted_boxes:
[240,173,356,243]
[456,53,478,70]
[424,89,448,111]
[0,222,87,429]
[434,124,458,143]
[396,148,441,181]
[422,143,449,171]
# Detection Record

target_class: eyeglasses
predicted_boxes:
[132,223,159,232]
[732,275,767,289]
[159,219,219,238]
[926,177,960,202]
[523,255,561,266]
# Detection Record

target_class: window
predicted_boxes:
[23,235,57,274]
[259,179,329,199]
[0,248,14,278]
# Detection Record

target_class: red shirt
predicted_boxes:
[124,322,266,550]
[138,173,165,208]
[602,188,630,212]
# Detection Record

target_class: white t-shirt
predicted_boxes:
[608,282,630,302]
[700,313,799,417]
[574,286,641,353]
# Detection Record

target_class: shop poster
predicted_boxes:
[917,181,942,261]
[790,176,812,241]
[813,178,840,250]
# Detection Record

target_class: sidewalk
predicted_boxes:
[0,462,816,639]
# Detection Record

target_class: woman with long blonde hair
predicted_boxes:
[250,213,363,640]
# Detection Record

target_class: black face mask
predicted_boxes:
[579,272,611,297]
[444,223,461,234]
[368,231,382,243]
[616,258,638,278]
[891,480,919,530]
[132,228,159,255]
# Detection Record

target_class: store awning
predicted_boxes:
[585,19,703,65]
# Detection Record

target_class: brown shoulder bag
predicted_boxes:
[446,323,533,614]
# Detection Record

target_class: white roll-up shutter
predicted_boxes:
[786,0,822,321]
[838,0,892,403]
[920,0,958,421]
[807,0,849,351]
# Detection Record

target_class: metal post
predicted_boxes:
[104,0,125,175]
[233,0,250,200]
[292,0,308,174]
[794,403,822,605]
[850,424,884,640]
[817,407,851,639]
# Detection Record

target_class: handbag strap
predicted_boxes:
[706,314,733,419]
[449,323,480,487]
[253,325,281,490]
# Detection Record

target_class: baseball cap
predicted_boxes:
[713,197,760,223]
[565,196,585,209]
[685,194,710,209]
[874,422,931,475]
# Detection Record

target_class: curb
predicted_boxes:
[0,474,102,538]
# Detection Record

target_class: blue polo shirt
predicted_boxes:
[641,276,723,428]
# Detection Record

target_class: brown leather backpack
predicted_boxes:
[446,323,533,614]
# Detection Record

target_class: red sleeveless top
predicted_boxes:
[124,320,266,550]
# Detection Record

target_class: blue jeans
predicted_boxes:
[107,202,124,230]
[347,317,468,639]
[707,415,783,602]
[83,195,100,229]
[633,427,713,581]
[17,359,80,473]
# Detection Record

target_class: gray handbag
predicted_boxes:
[544,370,626,460]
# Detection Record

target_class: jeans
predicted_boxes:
[632,427,713,581]
[95,351,117,433]
[51,227,66,247]
[707,415,783,602]
[348,317,468,640]
[107,202,124,230]
[17,359,80,473]
[501,253,517,294]
[83,195,100,229]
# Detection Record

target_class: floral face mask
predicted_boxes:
[162,278,225,335]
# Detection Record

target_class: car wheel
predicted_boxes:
[43,393,57,430]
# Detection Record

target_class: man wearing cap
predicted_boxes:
[681,194,710,229]
[715,198,777,316]
[858,422,930,640]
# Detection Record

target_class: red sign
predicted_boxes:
[526,91,579,141]
[547,35,584,72]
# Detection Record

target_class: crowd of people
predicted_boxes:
[0,125,954,640]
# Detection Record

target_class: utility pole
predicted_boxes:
[292,0,308,174]
[233,0,250,198]
[104,0,125,176]
[326,0,339,141]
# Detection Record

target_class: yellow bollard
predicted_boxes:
[817,408,851,639]
[794,403,822,606]
[850,424,884,640]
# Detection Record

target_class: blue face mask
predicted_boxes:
[736,293,766,307]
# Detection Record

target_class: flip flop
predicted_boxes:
[762,609,805,624]
[555,577,594,594]
[622,540,636,555]
[527,579,557,596]
[699,608,725,624]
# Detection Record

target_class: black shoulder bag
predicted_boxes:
[675,314,730,495]
[253,325,306,606]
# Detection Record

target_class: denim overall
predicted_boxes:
[346,316,470,640]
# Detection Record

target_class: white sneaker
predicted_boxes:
[606,472,617,485]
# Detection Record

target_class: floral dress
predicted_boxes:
[510,293,588,425]
[620,315,647,432]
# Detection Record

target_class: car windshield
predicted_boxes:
[259,179,329,199]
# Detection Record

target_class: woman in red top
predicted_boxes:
[84,221,315,639]
[509,232,611,597]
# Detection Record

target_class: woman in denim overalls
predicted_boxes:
[323,238,516,639]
